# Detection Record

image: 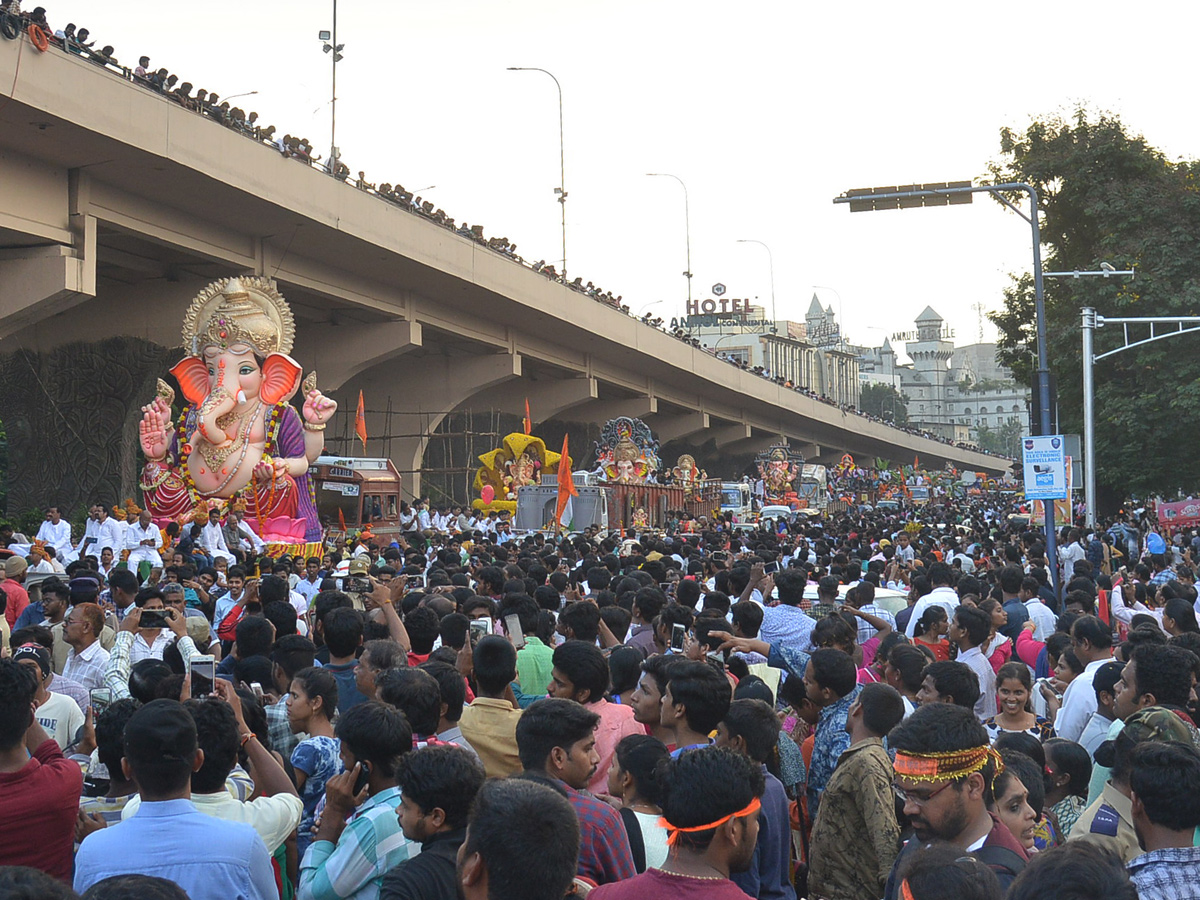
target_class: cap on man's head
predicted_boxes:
[13,643,51,677]
[1094,705,1194,767]
[347,556,370,576]
[123,699,198,766]
[5,557,27,578]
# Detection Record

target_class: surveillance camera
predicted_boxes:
[1100,261,1115,273]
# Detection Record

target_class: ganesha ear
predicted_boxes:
[170,357,210,405]
[260,353,303,405]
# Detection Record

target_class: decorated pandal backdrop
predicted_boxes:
[136,277,337,555]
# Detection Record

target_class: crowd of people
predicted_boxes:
[1,5,1009,462]
[0,492,1198,900]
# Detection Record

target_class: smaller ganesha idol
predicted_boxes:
[473,433,566,514]
[138,277,336,542]
[595,417,660,485]
[755,443,803,507]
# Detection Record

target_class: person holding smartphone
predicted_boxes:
[126,589,188,663]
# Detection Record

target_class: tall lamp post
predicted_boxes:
[507,67,567,278]
[736,239,776,325]
[833,179,1061,597]
[646,173,693,311]
[318,4,345,172]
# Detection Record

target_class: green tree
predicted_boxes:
[987,109,1200,497]
[974,420,1023,458]
[859,382,909,425]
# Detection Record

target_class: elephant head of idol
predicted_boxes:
[171,277,302,446]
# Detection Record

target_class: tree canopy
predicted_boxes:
[987,109,1200,499]
[859,382,909,425]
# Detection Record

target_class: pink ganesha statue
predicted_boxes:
[137,277,336,542]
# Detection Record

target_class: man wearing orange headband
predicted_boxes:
[590,747,764,900]
[883,703,1028,900]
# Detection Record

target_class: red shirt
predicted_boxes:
[591,867,752,900]
[1,580,30,629]
[0,739,83,880]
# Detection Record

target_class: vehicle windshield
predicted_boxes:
[721,489,744,507]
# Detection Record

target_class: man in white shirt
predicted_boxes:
[1019,575,1057,642]
[1077,661,1123,759]
[415,500,432,531]
[75,504,124,562]
[201,509,238,564]
[126,591,185,663]
[295,557,323,605]
[14,643,84,750]
[61,602,112,692]
[36,507,75,562]
[904,563,961,638]
[125,509,164,571]
[1055,615,1115,743]
[949,605,996,723]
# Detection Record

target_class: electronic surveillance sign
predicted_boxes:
[712,283,727,296]
[1022,435,1068,500]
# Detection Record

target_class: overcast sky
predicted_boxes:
[46,0,1200,361]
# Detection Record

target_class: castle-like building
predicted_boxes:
[856,307,1030,442]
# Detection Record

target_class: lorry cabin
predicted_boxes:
[313,456,402,536]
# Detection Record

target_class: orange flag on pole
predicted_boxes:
[523,398,532,435]
[355,390,368,453]
[338,507,347,533]
[555,434,578,530]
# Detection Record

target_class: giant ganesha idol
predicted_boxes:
[137,277,336,542]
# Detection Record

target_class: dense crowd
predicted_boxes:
[0,6,1009,462]
[0,493,1198,900]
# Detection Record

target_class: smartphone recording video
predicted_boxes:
[190,654,216,698]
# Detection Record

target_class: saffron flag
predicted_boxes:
[338,507,347,533]
[523,398,532,435]
[355,390,368,453]
[555,434,578,530]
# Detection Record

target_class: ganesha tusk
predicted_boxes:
[236,390,247,404]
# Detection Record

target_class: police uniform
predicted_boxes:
[1069,780,1141,862]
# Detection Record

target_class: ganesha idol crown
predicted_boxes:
[181,276,296,357]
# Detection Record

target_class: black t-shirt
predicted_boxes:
[380,827,466,900]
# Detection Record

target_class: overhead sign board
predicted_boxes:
[1022,434,1067,501]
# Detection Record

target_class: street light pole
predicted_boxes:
[833,180,1061,596]
[647,173,692,311]
[737,239,775,325]
[319,5,345,172]
[507,67,566,277]
[331,0,338,169]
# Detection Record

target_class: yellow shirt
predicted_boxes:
[459,697,523,778]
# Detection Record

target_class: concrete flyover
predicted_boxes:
[0,39,1008,505]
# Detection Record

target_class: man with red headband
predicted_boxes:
[590,746,764,900]
[883,702,1028,900]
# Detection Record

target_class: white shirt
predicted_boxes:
[237,520,266,553]
[130,629,174,663]
[121,790,303,855]
[37,691,84,750]
[957,645,997,723]
[1056,656,1114,743]
[63,640,111,692]
[201,522,234,556]
[904,586,960,637]
[125,521,163,552]
[1079,710,1114,759]
[36,519,73,557]
[1024,598,1058,642]
[77,516,123,559]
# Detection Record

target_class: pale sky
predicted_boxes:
[46,0,1200,360]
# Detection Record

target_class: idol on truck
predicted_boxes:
[137,277,336,548]
[472,432,568,516]
[755,443,804,507]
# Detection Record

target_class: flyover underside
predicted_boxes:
[0,43,1006,513]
